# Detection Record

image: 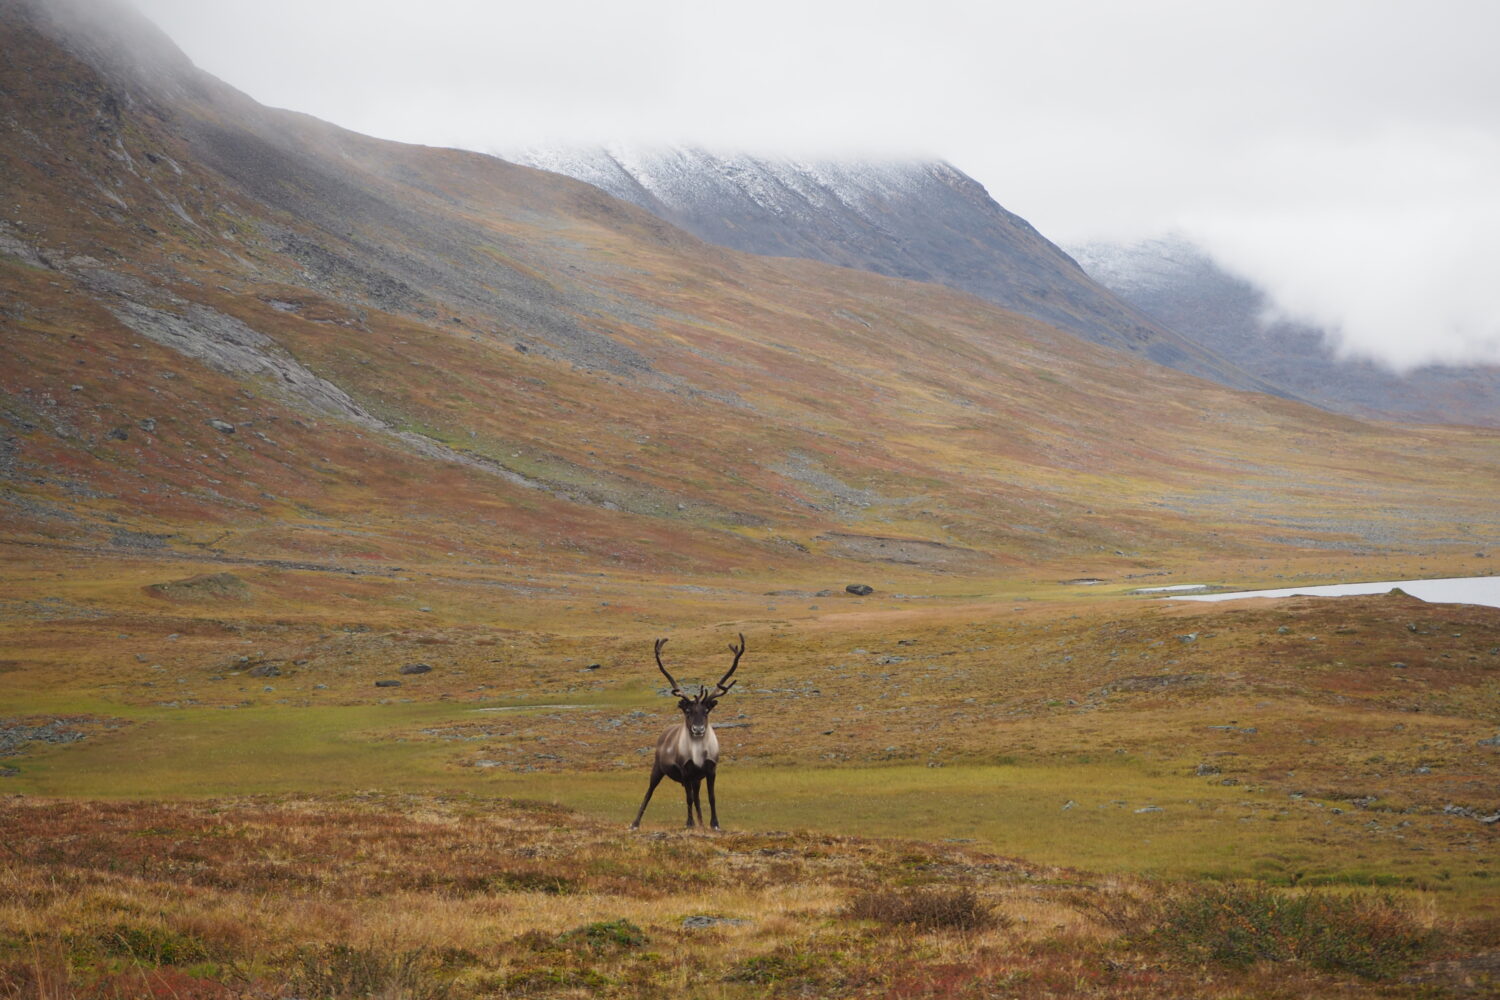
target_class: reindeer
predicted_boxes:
[630,634,744,831]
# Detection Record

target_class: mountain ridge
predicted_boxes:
[505,143,1287,397]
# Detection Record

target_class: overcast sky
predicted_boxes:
[129,0,1500,370]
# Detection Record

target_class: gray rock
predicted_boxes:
[247,662,280,678]
[207,419,235,434]
[681,915,748,929]
[0,719,89,756]
[399,662,433,675]
[375,679,402,688]
[1443,803,1500,823]
[845,584,874,596]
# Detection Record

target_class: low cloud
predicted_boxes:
[1173,130,1500,371]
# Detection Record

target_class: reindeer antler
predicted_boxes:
[654,637,688,697]
[714,633,745,697]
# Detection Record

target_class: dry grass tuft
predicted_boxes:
[844,886,999,932]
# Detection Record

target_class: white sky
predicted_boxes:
[129,0,1500,370]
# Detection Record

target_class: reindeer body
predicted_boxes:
[657,721,719,774]
[630,635,743,831]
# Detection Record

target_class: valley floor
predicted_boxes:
[2,545,1498,997]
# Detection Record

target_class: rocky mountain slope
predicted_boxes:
[507,144,1281,395]
[2,0,1497,587]
[1068,234,1500,428]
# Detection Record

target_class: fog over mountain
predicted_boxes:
[126,0,1500,373]
[1068,235,1500,428]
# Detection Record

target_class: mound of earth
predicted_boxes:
[145,572,252,603]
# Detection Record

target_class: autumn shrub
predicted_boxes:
[844,886,997,932]
[1155,882,1435,979]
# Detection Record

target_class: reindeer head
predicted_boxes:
[654,634,744,738]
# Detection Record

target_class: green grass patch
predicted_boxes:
[8,694,1494,906]
[559,920,647,955]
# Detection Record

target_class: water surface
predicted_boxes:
[1170,576,1500,609]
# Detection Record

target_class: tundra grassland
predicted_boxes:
[4,9,1500,994]
[3,547,1498,998]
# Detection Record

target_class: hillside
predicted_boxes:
[1069,234,1500,428]
[3,0,1497,597]
[506,144,1281,394]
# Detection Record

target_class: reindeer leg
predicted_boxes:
[630,767,665,829]
[706,770,720,831]
[692,777,707,828]
[683,778,697,828]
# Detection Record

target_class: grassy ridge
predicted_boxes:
[0,795,1467,998]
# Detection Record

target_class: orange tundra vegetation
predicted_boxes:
[2,2,1499,997]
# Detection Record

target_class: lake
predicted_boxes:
[1167,575,1500,609]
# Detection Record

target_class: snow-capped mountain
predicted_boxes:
[505,144,1278,395]
[1068,235,1500,428]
